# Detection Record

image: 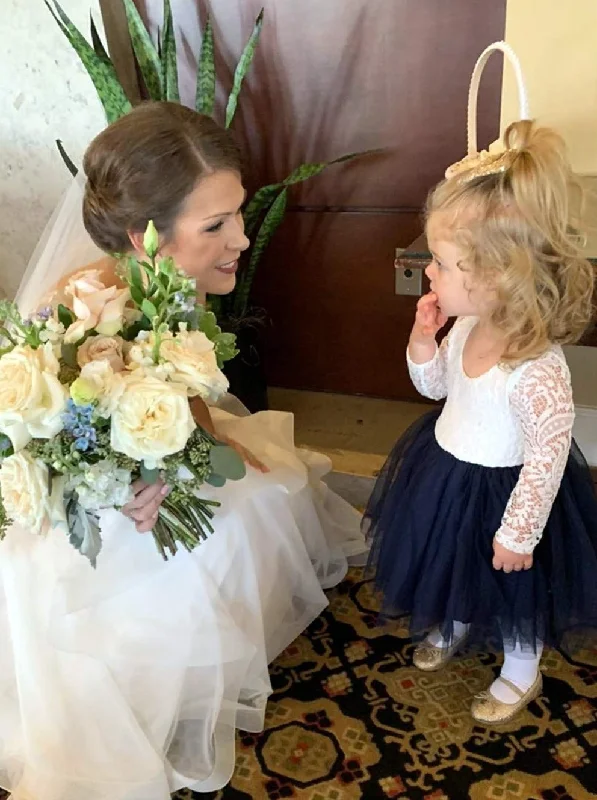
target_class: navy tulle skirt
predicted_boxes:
[364,411,597,653]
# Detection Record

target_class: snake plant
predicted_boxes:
[46,0,369,320]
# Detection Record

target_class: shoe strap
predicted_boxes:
[495,676,525,699]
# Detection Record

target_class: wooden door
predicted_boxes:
[140,0,507,400]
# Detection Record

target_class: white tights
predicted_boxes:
[426,623,543,704]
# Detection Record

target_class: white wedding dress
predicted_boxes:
[0,179,367,799]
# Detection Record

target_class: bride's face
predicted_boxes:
[156,170,249,296]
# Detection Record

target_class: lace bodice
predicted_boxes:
[407,317,574,554]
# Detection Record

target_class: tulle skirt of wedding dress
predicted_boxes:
[0,406,366,800]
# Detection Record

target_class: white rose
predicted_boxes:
[0,452,65,535]
[62,270,130,344]
[110,371,195,468]
[126,330,228,402]
[0,344,68,451]
[160,330,229,402]
[77,335,126,372]
[79,360,125,418]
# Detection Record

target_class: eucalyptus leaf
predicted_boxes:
[210,445,246,481]
[205,472,226,488]
[196,15,215,115]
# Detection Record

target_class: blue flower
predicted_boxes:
[62,401,97,451]
[36,306,52,321]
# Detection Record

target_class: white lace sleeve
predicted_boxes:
[407,334,450,401]
[495,351,574,554]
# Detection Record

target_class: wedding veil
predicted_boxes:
[16,173,104,315]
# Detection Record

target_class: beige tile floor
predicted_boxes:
[268,388,430,477]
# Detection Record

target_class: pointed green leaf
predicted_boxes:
[90,13,110,64]
[280,151,376,187]
[130,286,144,306]
[243,183,282,236]
[141,299,158,319]
[196,15,215,115]
[242,150,374,238]
[210,445,246,481]
[56,139,78,177]
[46,0,131,123]
[225,8,264,128]
[130,260,144,293]
[57,304,75,328]
[234,187,287,316]
[214,332,239,367]
[123,0,163,100]
[198,310,220,339]
[161,0,179,101]
[207,295,222,318]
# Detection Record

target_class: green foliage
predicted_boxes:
[47,3,369,321]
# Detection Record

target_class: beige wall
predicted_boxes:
[0,0,106,300]
[501,0,597,175]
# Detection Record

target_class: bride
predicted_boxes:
[0,101,366,800]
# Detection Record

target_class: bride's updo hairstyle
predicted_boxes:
[82,101,242,253]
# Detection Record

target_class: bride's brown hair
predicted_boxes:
[82,101,242,253]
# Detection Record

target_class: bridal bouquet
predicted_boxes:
[0,223,245,566]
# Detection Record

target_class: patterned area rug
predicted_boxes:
[1,568,594,799]
[178,568,597,800]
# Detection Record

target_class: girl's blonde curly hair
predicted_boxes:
[426,120,595,365]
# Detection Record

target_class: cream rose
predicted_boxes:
[0,452,65,535]
[62,270,130,344]
[0,344,68,451]
[110,371,195,468]
[160,330,229,402]
[77,335,126,372]
[79,360,125,418]
[126,330,228,402]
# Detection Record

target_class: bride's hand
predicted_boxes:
[219,435,270,473]
[122,479,170,533]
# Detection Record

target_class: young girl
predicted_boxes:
[365,119,597,724]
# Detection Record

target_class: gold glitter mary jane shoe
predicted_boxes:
[413,632,468,672]
[471,673,543,725]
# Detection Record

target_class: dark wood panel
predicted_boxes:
[141,0,507,397]
[253,210,425,400]
[398,234,597,348]
[221,0,507,209]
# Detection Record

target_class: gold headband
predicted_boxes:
[444,147,517,183]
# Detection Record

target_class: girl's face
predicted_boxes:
[132,170,250,299]
[425,213,495,319]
